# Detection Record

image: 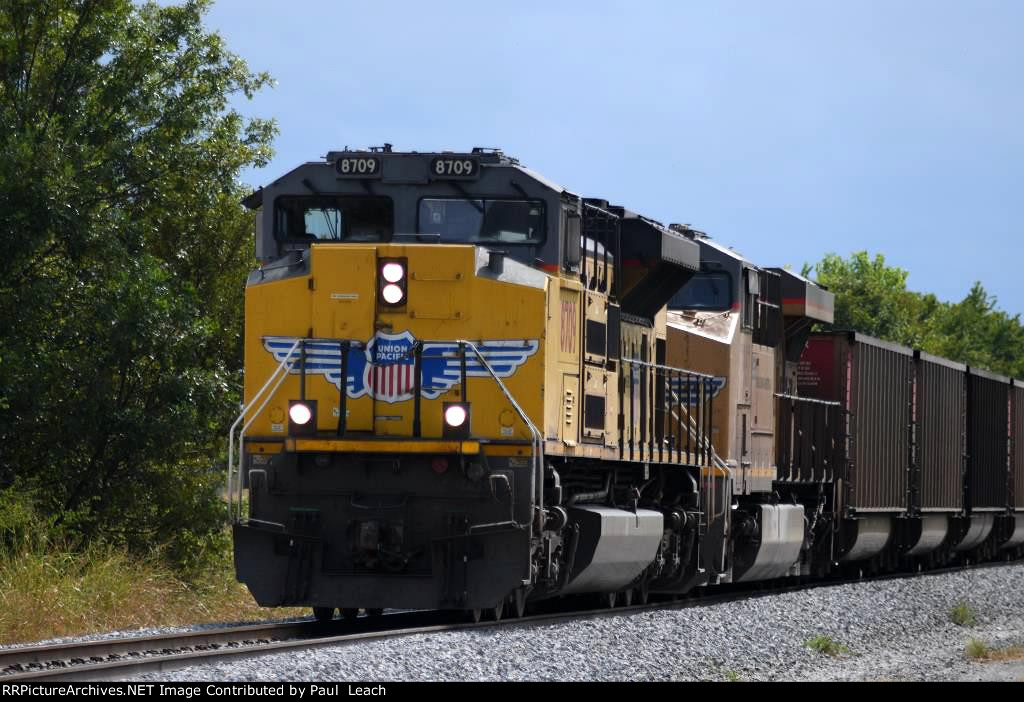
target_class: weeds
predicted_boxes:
[805,634,850,656]
[949,601,977,627]
[966,639,990,659]
[965,639,1024,662]
[0,490,301,645]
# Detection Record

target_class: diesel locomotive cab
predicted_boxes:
[245,147,567,268]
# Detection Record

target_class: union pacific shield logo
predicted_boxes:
[263,333,539,404]
[366,331,418,403]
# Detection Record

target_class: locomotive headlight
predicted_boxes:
[442,402,471,439]
[378,258,408,308]
[381,262,405,283]
[288,400,317,436]
[381,283,405,304]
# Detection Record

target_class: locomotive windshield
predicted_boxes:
[669,271,733,311]
[417,198,545,244]
[275,195,393,242]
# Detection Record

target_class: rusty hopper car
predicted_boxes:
[797,332,915,563]
[912,352,966,560]
[1012,380,1024,547]
[914,352,966,514]
[1016,381,1024,510]
[967,367,1010,512]
[966,367,1021,553]
[797,333,1024,568]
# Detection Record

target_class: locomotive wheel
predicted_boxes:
[366,608,384,617]
[604,592,617,608]
[491,601,504,622]
[469,608,483,623]
[340,608,360,621]
[312,606,335,622]
[622,589,633,607]
[636,583,649,605]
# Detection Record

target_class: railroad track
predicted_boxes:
[1,559,1014,682]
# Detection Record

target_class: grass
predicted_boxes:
[965,639,1024,662]
[966,639,990,659]
[0,535,302,645]
[805,634,850,656]
[723,669,743,682]
[0,486,303,645]
[949,601,977,627]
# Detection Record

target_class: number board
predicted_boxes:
[335,156,382,178]
[430,157,480,180]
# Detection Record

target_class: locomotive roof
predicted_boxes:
[242,147,575,209]
[692,234,756,269]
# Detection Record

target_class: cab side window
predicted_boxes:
[275,195,393,242]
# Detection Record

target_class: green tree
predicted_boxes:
[806,252,1024,379]
[930,283,1024,378]
[0,0,274,566]
[803,252,942,348]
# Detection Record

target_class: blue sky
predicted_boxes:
[204,0,1023,316]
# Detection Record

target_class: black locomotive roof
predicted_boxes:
[242,147,572,210]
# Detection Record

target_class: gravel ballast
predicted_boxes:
[126,563,1024,682]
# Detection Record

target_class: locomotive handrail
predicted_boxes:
[774,392,843,484]
[621,357,723,465]
[774,392,841,406]
[622,356,731,562]
[456,339,545,531]
[668,396,730,531]
[621,357,716,378]
[229,336,542,528]
[233,364,303,521]
[227,338,300,523]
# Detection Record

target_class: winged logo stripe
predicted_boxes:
[263,334,540,404]
[665,376,727,406]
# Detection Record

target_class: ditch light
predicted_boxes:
[442,402,471,439]
[289,400,317,435]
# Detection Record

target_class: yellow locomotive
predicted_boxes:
[230,147,1023,621]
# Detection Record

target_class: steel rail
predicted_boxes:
[1,559,1017,682]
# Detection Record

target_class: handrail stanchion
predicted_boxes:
[457,340,544,532]
[666,370,672,463]
[299,340,307,401]
[235,365,297,520]
[412,342,423,438]
[459,342,468,402]
[227,338,300,523]
[337,340,349,437]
